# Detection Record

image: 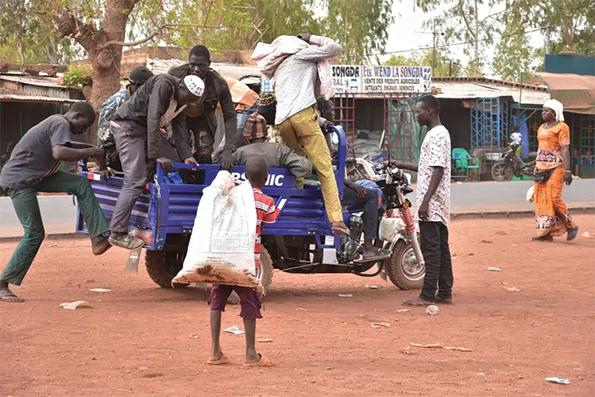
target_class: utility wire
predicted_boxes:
[345,26,550,61]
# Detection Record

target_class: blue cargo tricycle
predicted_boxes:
[77,126,425,291]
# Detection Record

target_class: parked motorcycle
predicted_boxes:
[491,138,536,182]
[263,158,426,290]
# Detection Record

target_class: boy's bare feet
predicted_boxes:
[206,352,229,365]
[0,281,24,303]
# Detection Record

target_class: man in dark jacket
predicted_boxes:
[169,45,237,169]
[108,74,203,249]
[233,112,311,185]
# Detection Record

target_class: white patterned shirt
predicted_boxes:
[273,35,341,125]
[416,125,451,225]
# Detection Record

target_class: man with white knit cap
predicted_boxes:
[108,74,203,249]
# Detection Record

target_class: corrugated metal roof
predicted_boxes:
[147,58,261,80]
[0,94,80,103]
[432,80,550,105]
[0,74,67,89]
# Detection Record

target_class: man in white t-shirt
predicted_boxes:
[395,95,453,306]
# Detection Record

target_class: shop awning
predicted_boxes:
[538,72,595,115]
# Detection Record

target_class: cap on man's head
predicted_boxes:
[128,66,154,85]
[243,112,268,143]
[183,75,205,97]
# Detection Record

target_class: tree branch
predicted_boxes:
[458,0,477,39]
[101,23,241,48]
[54,9,97,53]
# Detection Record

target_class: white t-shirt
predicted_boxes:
[416,125,451,225]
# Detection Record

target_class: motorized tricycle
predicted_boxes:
[77,125,425,291]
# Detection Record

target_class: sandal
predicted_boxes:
[0,291,25,303]
[206,354,229,365]
[109,233,144,250]
[567,226,579,241]
[532,235,553,242]
[243,353,273,367]
[402,296,434,306]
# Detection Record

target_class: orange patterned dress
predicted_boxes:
[534,122,576,237]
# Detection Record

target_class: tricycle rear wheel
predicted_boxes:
[385,240,424,290]
[145,249,187,288]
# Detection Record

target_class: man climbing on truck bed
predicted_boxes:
[108,74,203,250]
[252,33,348,236]
[169,45,237,169]
[232,111,312,186]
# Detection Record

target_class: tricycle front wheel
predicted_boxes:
[385,240,425,290]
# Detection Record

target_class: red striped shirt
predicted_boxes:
[253,187,280,268]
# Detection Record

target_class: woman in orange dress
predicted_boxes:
[533,99,579,241]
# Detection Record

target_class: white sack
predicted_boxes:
[172,171,258,287]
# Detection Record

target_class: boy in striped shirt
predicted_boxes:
[208,157,280,367]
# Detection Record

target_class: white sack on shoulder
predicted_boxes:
[172,171,258,287]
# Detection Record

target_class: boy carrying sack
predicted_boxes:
[207,157,280,367]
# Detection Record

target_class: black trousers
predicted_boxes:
[419,221,453,301]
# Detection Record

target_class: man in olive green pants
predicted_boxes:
[2,171,109,283]
[0,102,110,302]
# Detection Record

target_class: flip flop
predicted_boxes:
[243,353,273,368]
[206,354,229,365]
[402,296,434,307]
[0,293,25,303]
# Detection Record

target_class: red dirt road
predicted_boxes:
[1,215,594,396]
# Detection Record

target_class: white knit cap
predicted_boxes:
[183,75,205,97]
[543,99,564,122]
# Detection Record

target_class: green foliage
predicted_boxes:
[414,0,498,75]
[0,0,78,64]
[63,65,92,88]
[0,0,394,67]
[323,0,394,63]
[493,0,594,81]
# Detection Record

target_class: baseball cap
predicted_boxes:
[128,66,154,85]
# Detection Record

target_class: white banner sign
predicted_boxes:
[331,65,362,93]
[331,65,432,94]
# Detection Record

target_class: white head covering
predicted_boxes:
[543,99,564,122]
[183,75,205,98]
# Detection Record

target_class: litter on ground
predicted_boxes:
[59,300,93,310]
[410,343,472,352]
[426,305,440,316]
[370,322,391,328]
[224,325,244,336]
[545,377,570,385]
[488,267,502,272]
[89,288,111,293]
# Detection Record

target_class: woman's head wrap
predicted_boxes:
[543,99,564,122]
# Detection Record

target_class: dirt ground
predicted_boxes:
[1,215,594,396]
